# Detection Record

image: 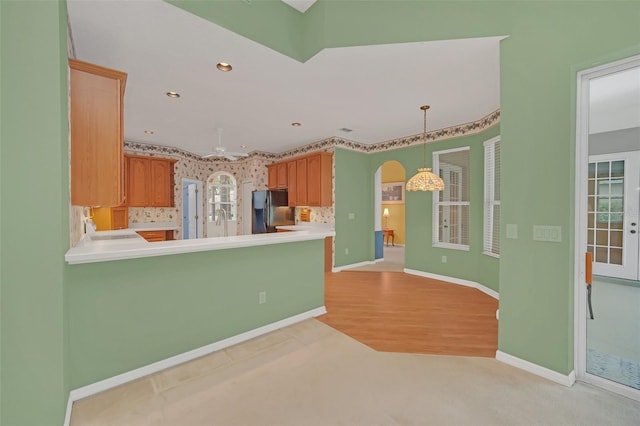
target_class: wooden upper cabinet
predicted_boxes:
[307,152,333,207]
[69,58,127,207]
[296,157,308,206]
[126,155,149,206]
[150,159,173,207]
[267,162,289,190]
[267,165,277,189]
[125,154,175,207]
[276,162,288,189]
[287,161,297,206]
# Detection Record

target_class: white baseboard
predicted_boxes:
[496,350,576,387]
[333,261,376,272]
[403,269,499,300]
[63,306,326,426]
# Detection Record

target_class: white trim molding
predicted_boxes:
[496,350,576,387]
[404,269,499,300]
[333,261,377,272]
[64,306,326,426]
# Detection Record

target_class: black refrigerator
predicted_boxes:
[251,190,295,233]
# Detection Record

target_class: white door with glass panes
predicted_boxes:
[588,151,640,280]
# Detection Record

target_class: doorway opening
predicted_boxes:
[351,160,406,272]
[182,178,203,240]
[575,55,640,401]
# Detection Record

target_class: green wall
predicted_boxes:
[334,126,501,292]
[66,240,325,388]
[334,148,374,265]
[2,1,640,423]
[0,1,69,424]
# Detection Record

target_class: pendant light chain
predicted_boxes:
[422,105,427,168]
[405,104,445,192]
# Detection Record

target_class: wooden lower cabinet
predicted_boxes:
[136,230,174,242]
[92,206,128,230]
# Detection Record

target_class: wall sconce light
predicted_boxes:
[383,208,390,228]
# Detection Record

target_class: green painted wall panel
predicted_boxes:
[66,240,324,388]
[0,1,69,424]
[334,148,374,267]
[166,0,305,60]
[334,125,500,292]
[2,1,640,423]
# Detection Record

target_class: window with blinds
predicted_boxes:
[483,137,501,257]
[433,147,470,250]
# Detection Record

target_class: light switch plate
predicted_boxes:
[506,224,518,239]
[533,225,562,242]
[348,213,355,220]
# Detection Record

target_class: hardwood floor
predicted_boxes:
[317,271,498,357]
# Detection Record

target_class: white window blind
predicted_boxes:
[483,137,501,257]
[433,147,470,250]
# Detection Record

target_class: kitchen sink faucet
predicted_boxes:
[215,208,228,237]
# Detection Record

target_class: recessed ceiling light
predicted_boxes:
[217,62,232,72]
[291,122,301,127]
[166,91,180,98]
[240,144,247,149]
[144,130,154,135]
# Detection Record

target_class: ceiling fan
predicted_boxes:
[202,128,248,161]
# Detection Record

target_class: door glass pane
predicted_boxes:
[586,65,640,393]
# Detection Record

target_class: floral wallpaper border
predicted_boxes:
[124,108,500,161]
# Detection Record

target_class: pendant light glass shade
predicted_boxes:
[406,167,444,191]
[406,105,445,192]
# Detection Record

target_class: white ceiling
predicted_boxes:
[281,0,317,14]
[589,66,640,134]
[67,0,503,157]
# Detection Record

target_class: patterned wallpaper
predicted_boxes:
[123,145,273,239]
[70,109,499,242]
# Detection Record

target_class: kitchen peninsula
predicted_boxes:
[65,225,334,264]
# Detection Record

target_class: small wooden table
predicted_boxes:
[383,229,395,247]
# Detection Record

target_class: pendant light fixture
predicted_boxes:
[406,105,445,192]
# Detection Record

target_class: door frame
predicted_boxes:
[242,180,254,235]
[182,178,203,239]
[574,54,640,401]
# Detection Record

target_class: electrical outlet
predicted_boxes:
[348,213,355,220]
[258,291,266,304]
[345,248,349,255]
[441,255,447,264]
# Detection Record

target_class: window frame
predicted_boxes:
[207,172,237,223]
[483,136,501,258]
[432,146,471,251]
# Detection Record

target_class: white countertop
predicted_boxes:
[276,223,335,232]
[65,227,335,265]
[128,222,180,231]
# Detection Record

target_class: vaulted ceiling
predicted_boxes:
[67,0,503,157]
